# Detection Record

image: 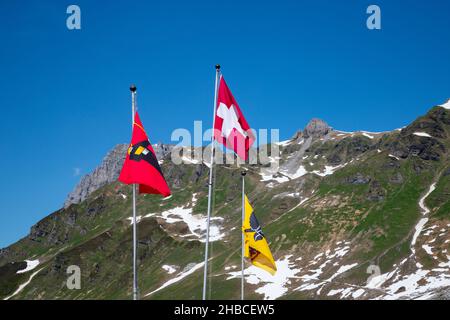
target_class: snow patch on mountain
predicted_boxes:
[260,161,348,186]
[388,154,400,161]
[362,132,374,139]
[276,140,292,146]
[364,180,450,300]
[162,265,177,274]
[145,207,224,242]
[296,241,355,294]
[312,164,347,177]
[126,215,142,225]
[413,132,432,138]
[181,156,202,165]
[16,260,40,274]
[439,99,450,109]
[280,165,308,180]
[145,262,204,297]
[226,255,300,300]
[4,268,43,300]
[411,182,436,253]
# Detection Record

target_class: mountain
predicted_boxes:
[1,101,450,300]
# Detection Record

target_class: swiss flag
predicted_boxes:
[214,76,255,160]
[118,112,171,197]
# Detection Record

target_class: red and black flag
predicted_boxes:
[118,112,171,197]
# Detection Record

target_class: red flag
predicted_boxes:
[118,112,171,197]
[214,76,255,160]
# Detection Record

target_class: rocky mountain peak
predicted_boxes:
[292,118,332,140]
[303,118,331,138]
[64,144,128,208]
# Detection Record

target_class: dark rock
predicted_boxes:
[65,209,77,226]
[51,253,69,275]
[278,202,289,210]
[383,160,401,169]
[328,136,372,165]
[389,172,404,184]
[29,221,50,242]
[85,197,106,218]
[328,154,342,165]
[387,110,448,161]
[344,173,371,185]
[413,161,424,174]
[444,167,450,177]
[88,263,101,283]
[191,164,205,183]
[0,248,10,263]
[395,286,406,294]
[367,181,385,201]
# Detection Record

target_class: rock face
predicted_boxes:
[344,173,371,185]
[388,107,448,161]
[64,144,128,208]
[283,118,331,176]
[291,118,331,141]
[64,143,173,208]
[303,118,331,138]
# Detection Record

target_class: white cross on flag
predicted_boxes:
[214,75,255,160]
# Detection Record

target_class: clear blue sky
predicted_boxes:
[0,0,449,248]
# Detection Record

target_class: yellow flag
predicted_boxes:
[242,195,277,275]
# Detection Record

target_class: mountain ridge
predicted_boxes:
[1,101,449,300]
[62,117,399,211]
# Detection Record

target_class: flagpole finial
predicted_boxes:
[130,84,137,92]
[215,64,221,70]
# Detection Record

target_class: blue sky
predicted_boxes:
[0,0,449,248]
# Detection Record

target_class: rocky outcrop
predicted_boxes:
[388,107,449,161]
[291,118,332,141]
[282,119,331,176]
[303,118,331,139]
[344,173,371,185]
[389,172,404,184]
[64,144,128,208]
[367,180,386,201]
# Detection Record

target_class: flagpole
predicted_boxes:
[241,170,246,300]
[202,64,221,300]
[130,84,138,301]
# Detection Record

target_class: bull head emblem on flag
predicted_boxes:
[127,140,163,175]
[245,212,265,241]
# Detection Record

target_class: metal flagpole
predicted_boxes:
[130,84,138,301]
[202,64,221,300]
[241,170,246,300]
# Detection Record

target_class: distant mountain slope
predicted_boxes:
[1,101,449,300]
